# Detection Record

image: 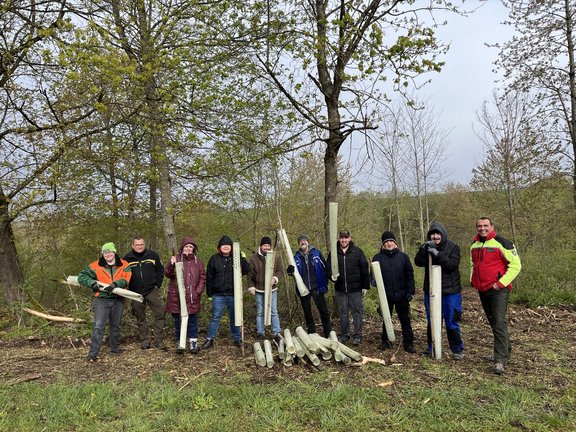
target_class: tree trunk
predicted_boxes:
[0,185,24,304]
[565,0,576,207]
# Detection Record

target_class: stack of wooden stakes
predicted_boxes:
[253,327,362,368]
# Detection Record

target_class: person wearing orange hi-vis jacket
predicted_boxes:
[78,242,132,362]
[470,217,521,376]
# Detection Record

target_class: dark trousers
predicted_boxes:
[88,297,124,358]
[299,291,332,337]
[479,288,511,364]
[131,287,165,345]
[382,298,414,348]
[335,291,363,340]
[172,313,198,340]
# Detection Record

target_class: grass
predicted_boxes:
[0,362,574,431]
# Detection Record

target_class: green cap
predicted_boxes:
[101,242,117,254]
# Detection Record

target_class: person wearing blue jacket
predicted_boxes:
[287,235,332,337]
[372,231,416,353]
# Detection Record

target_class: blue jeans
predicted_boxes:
[172,313,198,340]
[88,297,125,358]
[424,292,464,354]
[335,291,364,339]
[255,291,281,335]
[207,295,241,342]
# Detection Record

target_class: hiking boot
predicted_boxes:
[190,341,198,354]
[352,337,362,346]
[494,363,506,375]
[452,351,464,361]
[233,340,242,348]
[273,333,283,344]
[175,346,185,355]
[404,345,416,354]
[140,342,151,350]
[338,335,350,344]
[200,339,214,350]
[110,348,123,355]
[87,356,97,363]
[155,342,167,351]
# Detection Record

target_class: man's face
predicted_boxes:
[103,251,116,263]
[339,236,351,248]
[220,244,232,255]
[182,244,194,254]
[430,232,442,245]
[299,239,309,252]
[261,244,271,253]
[476,219,494,237]
[383,240,396,251]
[132,239,145,253]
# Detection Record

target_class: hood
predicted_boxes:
[427,222,448,247]
[217,235,233,248]
[180,236,198,254]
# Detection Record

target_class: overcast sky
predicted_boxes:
[418,1,514,184]
[350,1,515,189]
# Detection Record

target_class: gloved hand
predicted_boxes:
[104,282,117,293]
[362,289,368,297]
[91,282,100,292]
[286,265,295,276]
[427,247,439,257]
[406,293,414,302]
[240,251,247,260]
[426,240,436,249]
[330,275,338,282]
[248,287,256,296]
[370,278,376,287]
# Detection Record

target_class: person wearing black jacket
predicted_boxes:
[123,237,166,350]
[326,230,370,346]
[372,231,416,353]
[414,222,464,360]
[201,235,249,350]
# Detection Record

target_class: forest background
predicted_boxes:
[1,0,576,319]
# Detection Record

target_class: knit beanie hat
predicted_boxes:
[297,234,309,243]
[260,236,272,246]
[101,242,117,254]
[218,235,233,247]
[381,231,397,244]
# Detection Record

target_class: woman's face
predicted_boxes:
[183,244,194,254]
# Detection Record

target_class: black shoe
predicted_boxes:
[155,342,167,350]
[140,342,151,350]
[378,341,392,350]
[87,356,97,363]
[190,341,198,354]
[175,346,185,355]
[110,348,123,355]
[422,350,432,358]
[338,335,349,344]
[404,345,416,354]
[273,333,283,344]
[233,340,242,348]
[352,337,362,346]
[256,334,264,341]
[201,339,214,350]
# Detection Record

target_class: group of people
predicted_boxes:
[78,216,521,375]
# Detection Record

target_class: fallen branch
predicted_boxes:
[350,356,387,367]
[23,308,85,323]
[9,374,42,385]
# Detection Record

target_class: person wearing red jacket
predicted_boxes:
[470,217,521,375]
[164,237,206,354]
